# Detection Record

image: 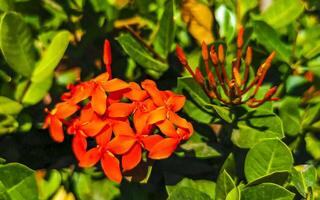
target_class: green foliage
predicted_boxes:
[0,0,319,199]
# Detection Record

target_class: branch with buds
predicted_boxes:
[176,27,279,108]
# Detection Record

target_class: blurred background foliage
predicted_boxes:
[0,0,320,199]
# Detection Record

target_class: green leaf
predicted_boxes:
[291,165,317,197]
[22,77,52,105]
[246,171,289,186]
[166,178,216,199]
[278,97,301,136]
[305,133,320,160]
[116,33,168,79]
[241,183,295,200]
[226,186,240,200]
[38,169,61,200]
[0,163,39,200]
[244,139,293,182]
[168,187,212,200]
[239,0,258,20]
[0,12,36,76]
[154,0,175,57]
[215,5,236,43]
[180,138,221,159]
[183,100,213,124]
[215,170,236,200]
[231,109,284,148]
[219,153,236,179]
[0,96,22,115]
[73,172,120,200]
[259,0,304,28]
[0,0,13,12]
[302,104,320,129]
[0,114,18,135]
[207,104,233,123]
[31,30,70,83]
[253,20,291,63]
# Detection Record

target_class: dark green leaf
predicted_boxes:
[253,20,291,63]
[305,133,320,160]
[0,114,18,135]
[116,33,168,79]
[241,183,295,200]
[246,171,289,186]
[31,30,70,83]
[0,12,36,76]
[154,0,175,57]
[180,137,221,159]
[244,139,293,182]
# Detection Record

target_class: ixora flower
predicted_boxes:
[176,27,279,108]
[43,40,193,183]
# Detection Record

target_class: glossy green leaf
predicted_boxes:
[0,12,36,76]
[259,0,304,28]
[183,100,213,124]
[166,178,215,199]
[168,186,212,200]
[302,104,320,129]
[215,170,236,200]
[208,104,233,123]
[241,183,295,200]
[253,20,291,63]
[31,30,70,83]
[0,96,22,115]
[231,109,284,148]
[244,139,293,182]
[154,0,175,57]
[291,165,317,197]
[219,153,236,179]
[0,0,14,12]
[215,5,236,43]
[116,33,168,79]
[246,171,289,187]
[0,163,38,200]
[279,97,301,136]
[22,77,52,105]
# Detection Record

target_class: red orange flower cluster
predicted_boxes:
[176,27,279,108]
[43,40,193,183]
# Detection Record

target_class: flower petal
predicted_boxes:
[141,135,164,151]
[124,82,148,101]
[91,85,107,115]
[112,121,135,136]
[94,72,109,82]
[133,110,150,135]
[72,134,87,161]
[81,114,107,137]
[49,116,64,143]
[167,95,186,112]
[95,125,113,146]
[148,138,179,159]
[122,143,142,171]
[101,151,122,183]
[79,147,101,168]
[108,103,133,118]
[147,107,167,124]
[80,103,94,122]
[107,135,136,154]
[168,111,189,128]
[141,80,165,106]
[102,78,129,92]
[156,119,179,138]
[55,101,79,119]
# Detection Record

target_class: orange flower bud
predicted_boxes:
[201,42,209,60]
[245,46,252,66]
[237,26,244,48]
[176,45,187,65]
[210,46,218,65]
[218,44,225,63]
